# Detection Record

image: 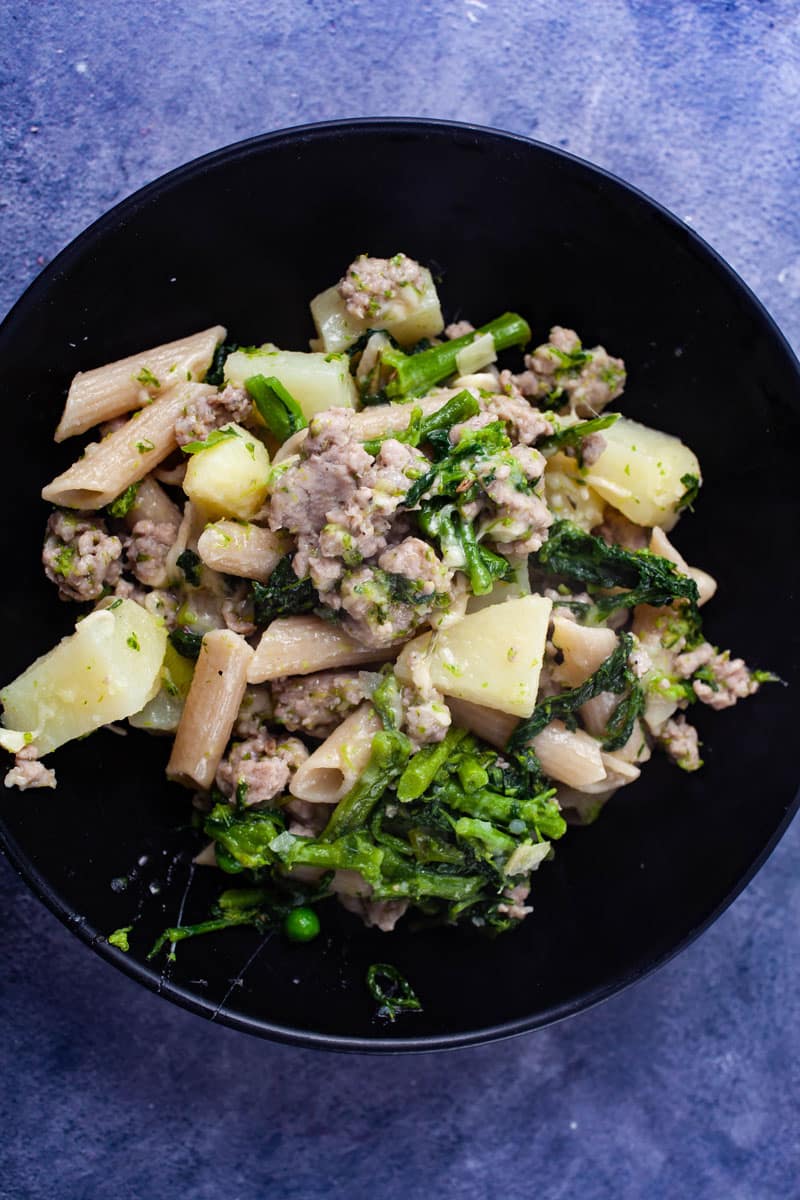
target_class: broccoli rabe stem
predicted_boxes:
[382,312,531,399]
[321,730,412,841]
[456,512,493,595]
[454,817,517,859]
[147,912,257,960]
[396,727,469,802]
[437,780,566,840]
[373,871,486,902]
[417,503,512,595]
[456,756,490,792]
[282,831,385,883]
[245,374,307,441]
[362,389,479,456]
[508,631,642,762]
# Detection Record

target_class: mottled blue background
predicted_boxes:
[1,2,799,1198]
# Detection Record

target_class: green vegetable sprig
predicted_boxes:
[251,556,317,626]
[362,389,479,457]
[508,632,643,765]
[106,483,140,519]
[245,374,307,442]
[366,964,422,1021]
[381,312,531,399]
[534,520,699,615]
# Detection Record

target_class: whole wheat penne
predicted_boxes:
[530,720,606,788]
[55,326,226,441]
[289,703,380,804]
[167,629,253,790]
[124,475,182,529]
[569,752,641,795]
[197,521,290,582]
[42,383,215,510]
[551,618,618,688]
[445,697,517,749]
[248,615,397,683]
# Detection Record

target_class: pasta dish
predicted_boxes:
[0,253,772,958]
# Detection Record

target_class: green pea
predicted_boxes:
[283,906,321,943]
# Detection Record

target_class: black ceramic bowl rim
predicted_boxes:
[1,117,799,1053]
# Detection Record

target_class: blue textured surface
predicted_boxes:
[1,3,799,1198]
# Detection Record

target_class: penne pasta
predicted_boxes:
[167,629,253,790]
[55,326,226,441]
[551,617,618,688]
[445,697,517,749]
[530,720,607,788]
[125,475,182,529]
[289,703,380,804]
[197,521,290,582]
[42,382,216,510]
[568,751,641,795]
[248,615,397,683]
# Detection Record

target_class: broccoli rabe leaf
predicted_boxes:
[175,548,202,587]
[535,520,699,614]
[245,374,307,442]
[509,631,639,759]
[106,482,140,519]
[675,472,701,512]
[251,556,317,626]
[181,427,240,455]
[204,341,239,387]
[168,626,204,661]
[404,421,511,508]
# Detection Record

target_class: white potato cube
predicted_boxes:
[129,642,194,733]
[544,451,605,532]
[396,594,552,718]
[309,268,444,354]
[224,347,357,419]
[583,416,701,530]
[1,598,167,754]
[183,423,270,520]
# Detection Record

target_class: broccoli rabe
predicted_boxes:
[538,412,620,455]
[535,520,699,615]
[151,718,572,960]
[362,389,479,457]
[168,626,204,661]
[380,312,531,399]
[509,631,643,766]
[366,964,422,1021]
[417,504,513,596]
[245,374,307,442]
[204,341,239,387]
[106,483,140,519]
[251,556,317,626]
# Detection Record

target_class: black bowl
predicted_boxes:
[1,119,798,1051]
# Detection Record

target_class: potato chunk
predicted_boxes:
[583,416,701,530]
[310,269,444,353]
[224,348,357,419]
[1,598,167,754]
[396,594,552,718]
[183,422,270,520]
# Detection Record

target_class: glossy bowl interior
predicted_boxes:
[1,119,798,1051]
